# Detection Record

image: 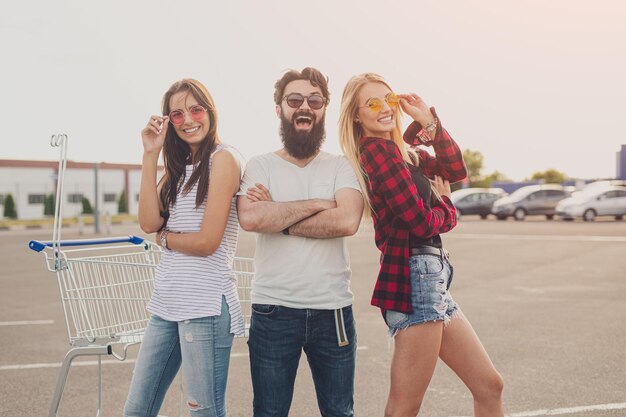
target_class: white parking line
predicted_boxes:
[0,320,54,326]
[0,359,136,371]
[0,346,369,371]
[450,233,626,243]
[452,402,626,417]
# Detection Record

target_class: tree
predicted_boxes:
[81,197,94,214]
[463,149,484,185]
[460,149,510,188]
[531,169,567,184]
[472,171,510,188]
[3,193,17,219]
[44,193,55,216]
[118,190,128,214]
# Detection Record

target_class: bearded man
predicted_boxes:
[237,67,363,417]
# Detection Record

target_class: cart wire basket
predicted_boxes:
[29,134,253,417]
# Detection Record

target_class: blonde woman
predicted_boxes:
[339,73,504,417]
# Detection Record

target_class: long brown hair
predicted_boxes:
[159,79,219,210]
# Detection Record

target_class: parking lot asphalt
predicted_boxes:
[1,217,625,417]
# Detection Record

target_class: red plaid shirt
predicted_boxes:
[359,110,467,313]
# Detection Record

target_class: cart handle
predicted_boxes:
[28,235,146,252]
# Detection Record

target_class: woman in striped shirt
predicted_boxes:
[124,79,244,417]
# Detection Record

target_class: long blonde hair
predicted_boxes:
[339,73,416,216]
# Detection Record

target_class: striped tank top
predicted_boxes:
[147,144,244,336]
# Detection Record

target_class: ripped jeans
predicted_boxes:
[384,254,459,336]
[124,297,233,417]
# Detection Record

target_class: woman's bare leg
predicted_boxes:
[439,310,504,417]
[385,321,444,417]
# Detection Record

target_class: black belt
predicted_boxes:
[410,246,449,258]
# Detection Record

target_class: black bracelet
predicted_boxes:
[282,227,290,236]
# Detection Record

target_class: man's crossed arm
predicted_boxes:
[237,183,364,238]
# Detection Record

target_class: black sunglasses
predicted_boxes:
[282,93,326,110]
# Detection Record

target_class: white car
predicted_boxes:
[582,180,626,191]
[556,185,626,221]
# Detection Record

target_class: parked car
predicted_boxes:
[556,185,626,221]
[450,188,506,220]
[491,184,570,221]
[581,180,626,193]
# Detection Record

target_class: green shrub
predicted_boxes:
[44,193,56,216]
[118,190,128,214]
[81,197,94,214]
[3,193,17,218]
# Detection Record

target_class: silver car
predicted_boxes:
[491,184,570,221]
[556,185,626,221]
[450,188,506,220]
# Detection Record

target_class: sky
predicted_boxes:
[1,0,625,181]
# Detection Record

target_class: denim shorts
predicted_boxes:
[384,254,459,336]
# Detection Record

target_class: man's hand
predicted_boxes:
[246,183,273,202]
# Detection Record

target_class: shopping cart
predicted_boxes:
[29,236,159,416]
[233,256,253,337]
[28,135,253,417]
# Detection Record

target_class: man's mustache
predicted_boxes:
[292,111,315,122]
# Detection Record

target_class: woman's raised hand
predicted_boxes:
[399,93,435,127]
[141,115,169,155]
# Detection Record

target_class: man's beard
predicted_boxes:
[280,111,326,159]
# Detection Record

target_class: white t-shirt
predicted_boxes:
[239,151,361,309]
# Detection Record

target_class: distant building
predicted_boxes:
[617,145,626,180]
[0,159,155,220]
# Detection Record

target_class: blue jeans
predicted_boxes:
[248,304,356,417]
[124,297,234,417]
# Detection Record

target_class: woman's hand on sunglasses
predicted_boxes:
[141,115,169,156]
[399,94,434,127]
